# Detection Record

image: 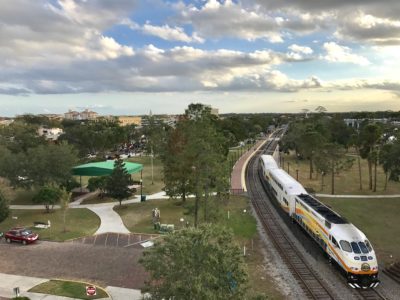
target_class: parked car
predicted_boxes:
[5,228,39,245]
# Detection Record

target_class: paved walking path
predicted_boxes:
[9,191,171,235]
[0,273,142,300]
[230,138,270,193]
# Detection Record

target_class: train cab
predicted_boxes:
[329,224,380,288]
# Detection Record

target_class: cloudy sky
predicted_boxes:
[1,0,400,116]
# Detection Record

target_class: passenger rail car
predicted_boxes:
[259,154,380,289]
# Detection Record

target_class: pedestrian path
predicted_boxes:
[88,204,130,234]
[0,273,142,300]
[230,138,270,193]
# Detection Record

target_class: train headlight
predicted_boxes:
[361,263,370,271]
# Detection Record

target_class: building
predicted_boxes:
[80,109,98,120]
[64,109,98,120]
[37,127,64,141]
[117,116,142,127]
[64,110,81,120]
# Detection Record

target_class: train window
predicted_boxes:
[351,242,361,254]
[331,237,340,248]
[340,240,352,253]
[365,240,373,252]
[358,242,369,254]
[325,220,331,229]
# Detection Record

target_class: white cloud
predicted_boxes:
[322,42,370,66]
[288,44,313,55]
[336,12,400,45]
[179,0,284,43]
[142,23,204,43]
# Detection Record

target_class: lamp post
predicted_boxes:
[140,179,143,201]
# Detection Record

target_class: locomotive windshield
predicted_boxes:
[340,240,352,252]
[358,242,369,254]
[365,240,373,252]
[351,242,361,254]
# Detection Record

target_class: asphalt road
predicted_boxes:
[0,239,147,289]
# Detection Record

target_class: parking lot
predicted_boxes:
[0,237,148,289]
[69,232,158,249]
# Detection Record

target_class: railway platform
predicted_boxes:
[230,138,270,194]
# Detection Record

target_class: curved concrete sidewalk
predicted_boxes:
[9,191,171,235]
[88,204,130,234]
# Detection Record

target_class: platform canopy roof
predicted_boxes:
[72,160,143,176]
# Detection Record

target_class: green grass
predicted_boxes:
[0,178,37,205]
[0,208,100,241]
[127,155,164,195]
[29,280,108,299]
[282,151,400,195]
[319,197,400,266]
[115,195,257,237]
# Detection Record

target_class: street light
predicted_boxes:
[140,179,143,201]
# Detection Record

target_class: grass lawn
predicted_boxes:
[0,178,37,205]
[319,197,400,266]
[0,208,100,241]
[115,195,284,298]
[127,155,164,195]
[282,151,400,195]
[29,280,108,299]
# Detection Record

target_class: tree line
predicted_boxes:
[280,113,400,194]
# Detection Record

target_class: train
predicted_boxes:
[259,154,380,289]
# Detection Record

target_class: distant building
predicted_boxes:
[64,109,98,120]
[80,109,98,120]
[38,114,63,121]
[38,127,63,141]
[118,116,142,126]
[344,118,389,129]
[0,118,14,126]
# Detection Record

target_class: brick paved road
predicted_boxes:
[0,239,147,289]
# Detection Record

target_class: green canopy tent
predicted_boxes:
[73,161,143,176]
[72,160,144,191]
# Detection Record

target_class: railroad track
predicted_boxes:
[245,130,388,300]
[356,289,387,300]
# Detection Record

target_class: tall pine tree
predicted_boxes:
[106,158,133,206]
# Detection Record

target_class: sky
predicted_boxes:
[1,0,400,116]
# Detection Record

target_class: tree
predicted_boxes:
[33,185,62,213]
[140,224,248,300]
[380,140,400,185]
[87,176,108,196]
[106,159,133,206]
[162,104,229,225]
[59,188,71,233]
[359,123,382,190]
[314,143,354,194]
[25,142,79,187]
[0,189,9,223]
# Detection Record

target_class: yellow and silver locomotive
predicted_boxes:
[260,154,380,289]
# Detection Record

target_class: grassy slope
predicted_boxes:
[0,208,100,241]
[320,197,400,266]
[29,280,108,300]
